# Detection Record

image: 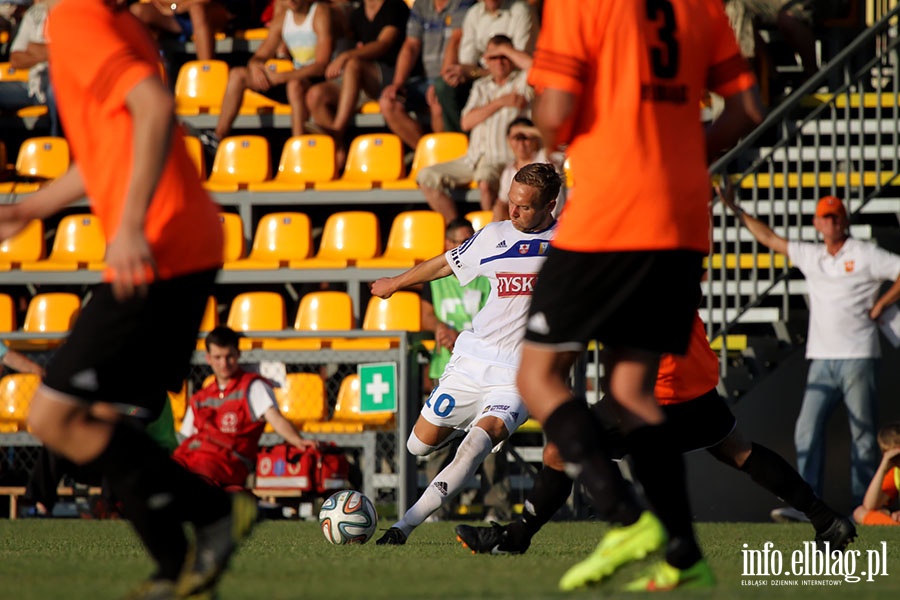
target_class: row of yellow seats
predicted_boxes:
[0,287,423,355]
[188,131,468,192]
[169,373,394,435]
[220,209,446,270]
[174,59,385,118]
[0,206,483,272]
[217,289,423,351]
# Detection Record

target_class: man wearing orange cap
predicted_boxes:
[720,185,900,512]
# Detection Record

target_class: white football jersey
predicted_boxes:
[446,219,556,368]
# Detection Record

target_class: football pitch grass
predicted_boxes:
[3,520,900,599]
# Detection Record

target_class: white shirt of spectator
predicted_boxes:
[788,238,900,359]
[10,2,48,103]
[179,379,278,437]
[459,0,534,66]
[462,68,532,168]
[446,218,555,369]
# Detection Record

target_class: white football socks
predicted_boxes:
[394,427,494,537]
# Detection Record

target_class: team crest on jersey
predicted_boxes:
[518,242,530,254]
[844,260,855,273]
[220,412,239,433]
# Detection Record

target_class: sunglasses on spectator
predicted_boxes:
[510,133,538,142]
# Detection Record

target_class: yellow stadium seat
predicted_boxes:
[314,133,403,191]
[20,214,106,271]
[356,210,444,268]
[303,374,394,433]
[265,58,294,73]
[0,62,27,82]
[224,212,311,270]
[219,212,246,264]
[290,211,380,269]
[0,219,44,270]
[563,156,573,189]
[226,291,286,350]
[8,292,81,351]
[275,373,328,426]
[199,296,219,333]
[0,294,14,333]
[239,28,270,41]
[382,132,468,190]
[359,100,381,115]
[264,291,355,350]
[168,382,188,432]
[0,373,40,433]
[183,136,206,179]
[465,210,492,231]
[0,137,71,194]
[174,60,228,115]
[331,291,420,350]
[205,135,271,192]
[248,135,336,191]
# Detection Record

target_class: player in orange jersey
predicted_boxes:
[517,0,765,591]
[0,0,256,597]
[457,313,857,560]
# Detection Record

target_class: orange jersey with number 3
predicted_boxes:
[529,0,756,253]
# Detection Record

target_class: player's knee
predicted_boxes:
[542,442,566,471]
[26,391,74,445]
[407,431,438,456]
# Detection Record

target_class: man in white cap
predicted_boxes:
[720,186,900,513]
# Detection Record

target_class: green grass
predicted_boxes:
[2,520,900,598]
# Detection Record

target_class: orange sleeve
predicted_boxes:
[527,1,592,95]
[704,0,756,98]
[48,2,156,108]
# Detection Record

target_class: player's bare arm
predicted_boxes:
[532,87,575,151]
[0,166,86,241]
[716,182,788,255]
[371,253,453,299]
[111,75,174,300]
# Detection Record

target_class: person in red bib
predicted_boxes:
[174,326,318,490]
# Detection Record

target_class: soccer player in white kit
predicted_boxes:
[370,163,560,544]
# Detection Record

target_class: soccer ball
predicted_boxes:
[318,490,378,545]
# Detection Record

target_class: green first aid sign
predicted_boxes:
[358,363,398,413]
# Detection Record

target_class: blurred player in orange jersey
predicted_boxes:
[518,0,765,590]
[0,0,256,597]
[457,312,857,559]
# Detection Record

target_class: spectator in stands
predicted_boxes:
[854,422,900,526]
[199,0,333,149]
[305,0,410,169]
[0,0,29,39]
[173,326,318,490]
[720,187,900,513]
[0,0,58,133]
[378,0,473,150]
[434,0,533,133]
[725,0,818,84]
[494,116,562,221]
[417,34,532,222]
[130,0,234,61]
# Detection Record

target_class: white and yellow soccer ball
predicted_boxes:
[318,490,378,545]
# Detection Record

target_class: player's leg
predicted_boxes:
[456,441,573,554]
[709,428,857,549]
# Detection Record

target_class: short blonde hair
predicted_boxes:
[877,422,900,452]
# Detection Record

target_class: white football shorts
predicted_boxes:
[420,354,529,443]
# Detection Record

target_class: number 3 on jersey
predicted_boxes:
[425,390,456,418]
[646,0,679,79]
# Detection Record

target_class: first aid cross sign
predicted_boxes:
[358,363,398,413]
